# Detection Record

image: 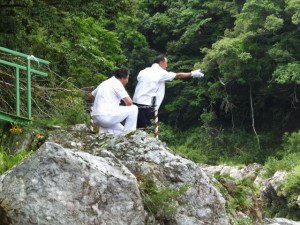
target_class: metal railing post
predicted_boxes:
[0,46,50,123]
[27,57,32,120]
[16,67,20,117]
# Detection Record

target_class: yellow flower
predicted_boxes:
[9,125,23,134]
[36,134,44,139]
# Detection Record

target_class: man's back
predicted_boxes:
[133,63,175,106]
[92,76,128,116]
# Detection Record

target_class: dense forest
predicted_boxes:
[0,0,300,165]
[1,0,300,221]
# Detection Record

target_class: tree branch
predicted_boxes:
[250,85,260,150]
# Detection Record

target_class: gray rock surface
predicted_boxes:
[1,128,300,225]
[0,141,144,225]
[260,171,289,200]
[0,130,229,225]
[264,218,300,225]
[201,163,263,180]
[106,132,229,225]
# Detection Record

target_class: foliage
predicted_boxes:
[165,124,279,165]
[285,0,300,25]
[114,15,156,91]
[156,122,180,146]
[263,168,300,221]
[273,63,300,85]
[139,176,188,223]
[196,0,300,134]
[1,2,300,222]
[0,0,300,173]
[262,130,300,220]
[1,0,300,137]
[42,92,89,127]
[263,153,300,178]
[215,173,256,212]
[282,130,300,153]
[263,130,300,178]
[0,0,141,122]
[281,165,300,207]
[214,172,258,225]
[231,217,254,225]
[137,0,241,131]
[0,145,32,175]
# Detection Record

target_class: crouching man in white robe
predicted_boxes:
[88,67,138,134]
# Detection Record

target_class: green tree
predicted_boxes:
[135,0,245,129]
[200,0,300,133]
[0,0,140,119]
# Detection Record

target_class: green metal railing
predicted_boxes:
[0,46,50,123]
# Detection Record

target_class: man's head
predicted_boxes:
[115,67,129,86]
[154,54,168,69]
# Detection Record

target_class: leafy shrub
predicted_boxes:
[263,153,300,178]
[263,130,300,178]
[156,122,179,145]
[262,130,300,220]
[165,126,278,165]
[214,173,256,213]
[214,173,258,225]
[44,93,89,127]
[281,130,300,154]
[139,176,188,223]
[281,165,300,209]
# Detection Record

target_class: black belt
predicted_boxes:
[134,103,153,109]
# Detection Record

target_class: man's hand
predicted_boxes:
[122,96,133,106]
[191,69,204,78]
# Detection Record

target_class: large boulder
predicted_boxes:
[0,141,144,225]
[0,130,229,225]
[106,132,229,225]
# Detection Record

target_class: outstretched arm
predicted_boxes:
[174,72,192,79]
[175,69,204,79]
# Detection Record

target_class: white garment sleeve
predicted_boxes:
[159,71,176,82]
[114,81,129,100]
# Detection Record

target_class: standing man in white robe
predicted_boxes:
[133,54,204,129]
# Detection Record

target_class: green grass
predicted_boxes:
[159,126,280,165]
[0,145,32,175]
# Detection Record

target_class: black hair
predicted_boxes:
[154,54,166,64]
[114,67,129,79]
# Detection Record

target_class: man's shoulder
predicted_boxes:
[140,66,152,73]
[107,76,120,85]
[139,64,165,74]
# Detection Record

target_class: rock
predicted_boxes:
[105,131,229,225]
[260,171,289,200]
[201,163,263,181]
[263,218,300,225]
[0,142,144,225]
[70,123,90,132]
[0,130,230,225]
